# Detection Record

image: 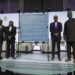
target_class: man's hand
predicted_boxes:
[63,36,66,41]
[8,36,12,40]
[54,33,59,36]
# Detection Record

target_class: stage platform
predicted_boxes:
[0,51,75,75]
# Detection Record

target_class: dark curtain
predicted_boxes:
[24,0,63,12]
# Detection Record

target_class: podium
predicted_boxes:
[16,42,33,53]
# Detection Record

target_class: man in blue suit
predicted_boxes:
[50,15,62,60]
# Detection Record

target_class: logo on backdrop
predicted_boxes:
[3,16,8,21]
[0,16,7,21]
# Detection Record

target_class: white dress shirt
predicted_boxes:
[55,22,57,28]
[9,26,12,32]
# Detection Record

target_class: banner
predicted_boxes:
[20,13,48,41]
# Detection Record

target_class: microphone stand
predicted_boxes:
[16,10,21,58]
[47,25,50,61]
[47,41,50,61]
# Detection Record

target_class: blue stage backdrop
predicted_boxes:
[19,13,48,41]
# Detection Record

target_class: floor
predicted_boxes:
[0,51,75,75]
[1,51,74,63]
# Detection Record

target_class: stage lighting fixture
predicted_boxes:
[34,8,38,12]
[17,10,20,13]
[47,8,51,12]
[0,10,4,13]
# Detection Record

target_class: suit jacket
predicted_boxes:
[50,22,62,40]
[64,18,75,42]
[5,26,16,42]
[0,25,5,41]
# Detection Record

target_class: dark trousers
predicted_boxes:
[0,41,3,58]
[6,40,15,58]
[66,42,75,59]
[52,39,61,59]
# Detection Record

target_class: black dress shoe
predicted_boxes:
[65,59,71,62]
[58,58,61,61]
[51,58,54,60]
[74,60,75,63]
[12,57,15,59]
[0,56,3,60]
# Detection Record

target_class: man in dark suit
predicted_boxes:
[5,21,16,58]
[0,19,5,59]
[50,15,62,60]
[64,11,75,63]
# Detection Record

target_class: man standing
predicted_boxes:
[5,21,16,59]
[64,11,75,62]
[50,15,62,60]
[0,19,5,59]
